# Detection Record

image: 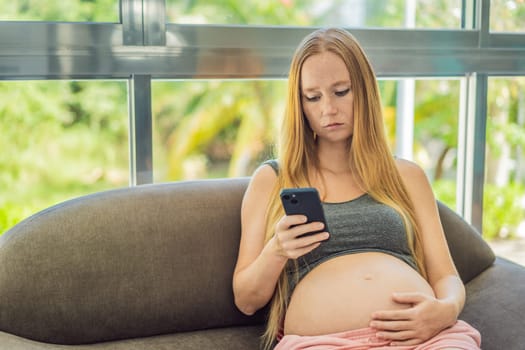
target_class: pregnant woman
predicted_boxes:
[232,27,481,350]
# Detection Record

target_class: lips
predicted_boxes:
[324,122,344,129]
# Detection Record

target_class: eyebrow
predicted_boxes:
[302,80,351,93]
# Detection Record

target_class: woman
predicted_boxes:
[232,27,481,350]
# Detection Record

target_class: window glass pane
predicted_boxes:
[385,79,460,209]
[152,80,286,181]
[165,0,461,29]
[490,0,525,32]
[152,78,460,214]
[0,80,129,235]
[484,77,525,246]
[1,0,119,22]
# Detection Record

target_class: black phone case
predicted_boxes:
[280,187,330,239]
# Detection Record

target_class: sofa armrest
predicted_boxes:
[460,257,525,350]
[437,201,496,283]
[0,178,264,345]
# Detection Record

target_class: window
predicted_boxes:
[490,0,525,32]
[377,79,461,209]
[166,0,461,29]
[152,80,286,181]
[0,80,128,233]
[1,1,524,265]
[152,78,461,214]
[1,0,120,22]
[483,77,525,240]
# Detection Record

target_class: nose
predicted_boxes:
[321,96,337,115]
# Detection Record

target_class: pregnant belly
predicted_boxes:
[283,252,434,336]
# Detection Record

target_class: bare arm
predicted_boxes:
[232,165,329,315]
[397,159,465,319]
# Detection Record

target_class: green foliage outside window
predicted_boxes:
[0,0,119,22]
[1,1,525,240]
[0,81,129,233]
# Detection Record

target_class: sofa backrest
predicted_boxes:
[0,177,264,345]
[0,177,495,345]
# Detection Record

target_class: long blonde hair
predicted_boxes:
[261,27,426,349]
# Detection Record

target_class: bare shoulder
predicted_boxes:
[247,163,278,193]
[242,163,279,211]
[395,158,429,188]
[394,158,437,207]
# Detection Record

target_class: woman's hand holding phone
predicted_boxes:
[272,188,330,260]
[272,214,329,260]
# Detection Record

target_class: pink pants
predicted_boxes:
[274,320,481,350]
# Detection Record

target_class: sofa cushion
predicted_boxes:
[437,201,495,283]
[0,178,264,345]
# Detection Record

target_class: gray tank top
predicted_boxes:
[262,160,418,293]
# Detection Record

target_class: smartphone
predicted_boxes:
[280,187,330,240]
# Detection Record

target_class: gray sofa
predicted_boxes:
[0,177,524,349]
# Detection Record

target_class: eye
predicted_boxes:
[335,88,351,97]
[304,95,320,102]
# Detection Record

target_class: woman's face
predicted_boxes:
[300,51,354,145]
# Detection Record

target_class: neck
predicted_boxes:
[316,141,351,173]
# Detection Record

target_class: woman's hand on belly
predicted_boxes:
[369,292,458,346]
